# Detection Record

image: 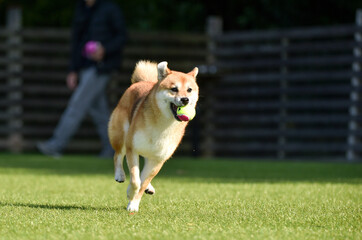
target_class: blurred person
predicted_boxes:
[37,0,127,158]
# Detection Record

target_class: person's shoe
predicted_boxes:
[37,142,62,159]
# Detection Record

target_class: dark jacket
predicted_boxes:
[69,0,127,73]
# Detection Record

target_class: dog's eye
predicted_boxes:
[187,88,192,93]
[171,87,178,92]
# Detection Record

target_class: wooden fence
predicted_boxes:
[0,7,207,156]
[1,7,361,161]
[201,11,362,161]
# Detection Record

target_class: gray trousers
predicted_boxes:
[46,67,113,154]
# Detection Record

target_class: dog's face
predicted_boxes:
[156,62,199,121]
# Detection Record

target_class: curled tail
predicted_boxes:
[131,60,158,84]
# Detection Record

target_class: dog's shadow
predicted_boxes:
[0,201,120,212]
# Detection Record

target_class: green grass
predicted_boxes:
[0,153,361,240]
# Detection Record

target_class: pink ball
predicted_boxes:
[83,41,98,57]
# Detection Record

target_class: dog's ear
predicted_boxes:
[158,61,171,81]
[188,67,199,79]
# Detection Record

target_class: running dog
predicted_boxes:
[108,60,199,211]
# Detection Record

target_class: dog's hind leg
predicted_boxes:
[114,151,126,183]
[143,158,155,195]
[145,183,155,195]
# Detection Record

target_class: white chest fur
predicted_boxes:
[132,122,182,161]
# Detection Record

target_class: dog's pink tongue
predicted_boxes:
[177,115,189,121]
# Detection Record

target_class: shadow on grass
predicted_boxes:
[0,153,361,183]
[0,201,120,212]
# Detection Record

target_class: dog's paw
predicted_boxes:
[115,170,125,183]
[115,176,125,183]
[127,200,140,212]
[145,183,155,195]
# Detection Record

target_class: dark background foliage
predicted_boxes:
[1,0,362,31]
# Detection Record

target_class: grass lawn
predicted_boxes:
[0,153,361,240]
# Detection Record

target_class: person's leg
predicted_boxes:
[88,72,114,157]
[39,67,109,155]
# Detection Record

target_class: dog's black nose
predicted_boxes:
[181,97,189,106]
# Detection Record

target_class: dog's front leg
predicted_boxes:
[126,150,141,212]
[134,160,164,204]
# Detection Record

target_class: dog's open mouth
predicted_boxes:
[170,103,181,122]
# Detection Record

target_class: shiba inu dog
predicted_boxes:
[108,60,199,212]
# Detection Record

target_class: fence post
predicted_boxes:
[6,6,23,153]
[278,37,289,159]
[203,16,222,158]
[347,9,362,161]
